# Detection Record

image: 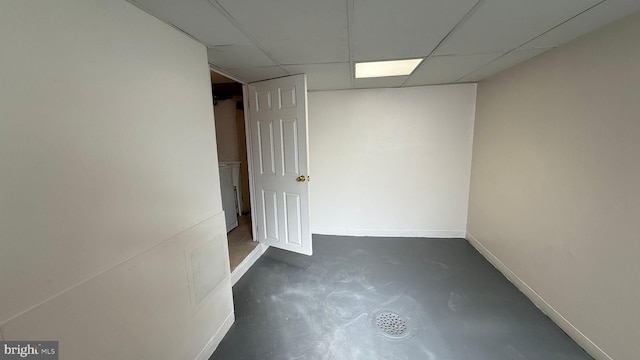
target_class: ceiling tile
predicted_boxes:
[524,0,640,49]
[404,52,505,86]
[283,63,352,91]
[207,45,276,69]
[459,48,551,82]
[216,0,349,64]
[354,76,408,89]
[352,0,477,61]
[130,0,249,46]
[435,0,601,55]
[224,66,288,84]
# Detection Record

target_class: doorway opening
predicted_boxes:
[211,71,313,283]
[210,71,257,274]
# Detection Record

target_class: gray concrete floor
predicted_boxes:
[210,235,592,360]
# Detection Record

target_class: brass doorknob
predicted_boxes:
[296,175,307,182]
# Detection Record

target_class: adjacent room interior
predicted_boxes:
[210,71,258,273]
[1,1,639,360]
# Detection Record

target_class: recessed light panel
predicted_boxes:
[355,58,423,78]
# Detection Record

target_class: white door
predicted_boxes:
[248,74,312,255]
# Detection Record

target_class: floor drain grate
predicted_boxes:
[375,311,408,337]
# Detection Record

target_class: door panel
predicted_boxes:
[280,119,299,176]
[249,74,312,255]
[257,120,275,175]
[262,190,279,242]
[284,192,302,247]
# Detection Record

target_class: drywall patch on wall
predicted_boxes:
[308,84,476,237]
[2,214,233,359]
[186,232,231,311]
[0,212,219,329]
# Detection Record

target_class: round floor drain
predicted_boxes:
[374,311,408,338]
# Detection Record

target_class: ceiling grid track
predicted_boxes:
[400,0,486,87]
[127,0,635,89]
[347,0,356,89]
[207,0,290,76]
[453,0,607,83]
[518,0,605,50]
[125,0,206,46]
[125,0,243,84]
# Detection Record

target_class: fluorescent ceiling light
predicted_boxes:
[355,58,423,78]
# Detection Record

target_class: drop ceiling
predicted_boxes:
[128,0,640,91]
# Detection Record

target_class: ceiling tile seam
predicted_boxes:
[208,0,290,77]
[452,51,511,83]
[356,83,406,90]
[451,0,605,83]
[404,81,462,88]
[400,0,486,87]
[280,61,351,66]
[124,0,206,46]
[358,54,467,63]
[207,43,261,49]
[347,0,355,90]
[431,51,510,58]
[226,65,289,71]
[517,0,606,50]
[452,47,550,83]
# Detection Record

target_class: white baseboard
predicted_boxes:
[465,232,612,360]
[230,243,269,286]
[194,311,234,360]
[313,228,466,238]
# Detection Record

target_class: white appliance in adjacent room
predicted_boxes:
[219,162,241,232]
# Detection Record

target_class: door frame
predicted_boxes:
[210,67,311,255]
[241,83,259,242]
[209,66,263,240]
[210,66,265,284]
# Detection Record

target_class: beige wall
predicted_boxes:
[309,85,476,237]
[0,0,233,358]
[214,99,241,162]
[467,12,640,360]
